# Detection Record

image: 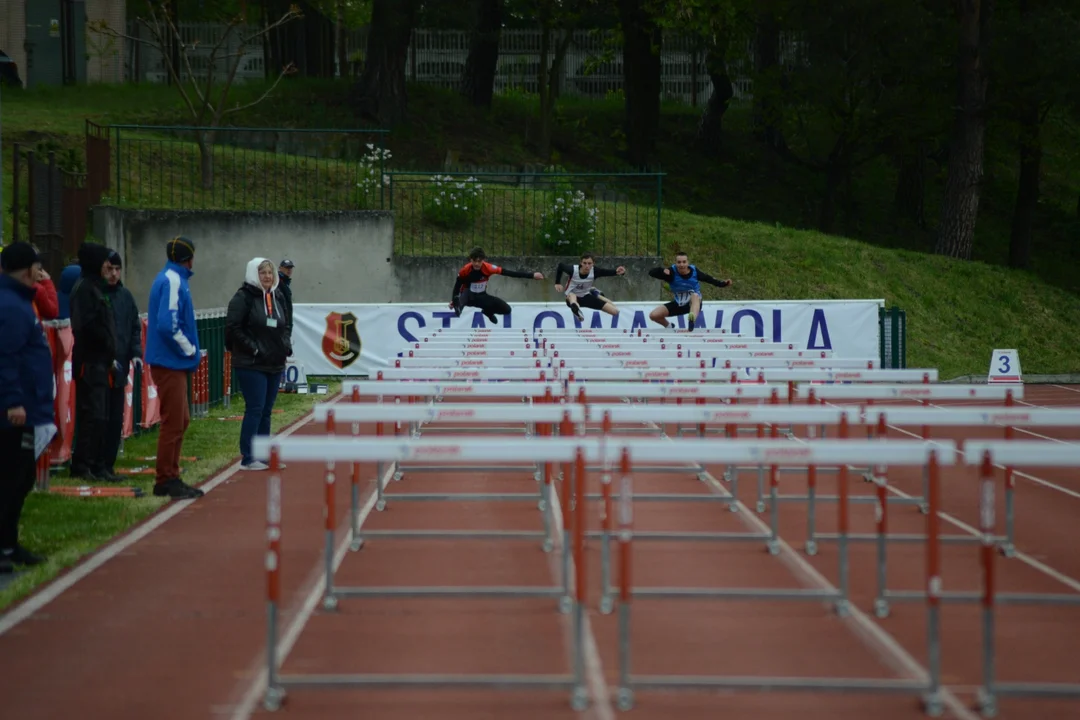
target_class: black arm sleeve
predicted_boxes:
[695,269,731,288]
[648,267,669,281]
[593,267,620,278]
[500,268,535,279]
[555,263,574,285]
[225,292,260,356]
[450,274,465,301]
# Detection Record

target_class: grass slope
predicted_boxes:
[2,80,1078,377]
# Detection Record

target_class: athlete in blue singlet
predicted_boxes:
[647,251,732,330]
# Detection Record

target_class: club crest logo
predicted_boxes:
[322,311,361,369]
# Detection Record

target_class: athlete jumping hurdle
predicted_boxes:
[451,247,545,323]
[648,251,732,330]
[553,252,626,322]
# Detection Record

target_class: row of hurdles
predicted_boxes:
[252,372,1079,718]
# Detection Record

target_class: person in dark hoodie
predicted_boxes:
[68,243,121,482]
[226,257,292,471]
[277,259,294,333]
[100,250,145,477]
[0,243,55,573]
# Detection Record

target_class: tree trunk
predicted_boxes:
[351,0,420,125]
[818,142,851,234]
[618,0,662,168]
[893,144,927,228]
[197,130,216,191]
[461,0,503,109]
[336,0,347,77]
[752,9,785,151]
[1008,99,1041,269]
[695,34,734,157]
[534,25,572,162]
[934,0,995,260]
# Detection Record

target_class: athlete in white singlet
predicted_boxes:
[553,252,625,322]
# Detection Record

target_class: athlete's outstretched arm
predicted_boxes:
[695,269,733,288]
[648,267,671,281]
[499,268,545,280]
[593,265,624,278]
[554,263,574,286]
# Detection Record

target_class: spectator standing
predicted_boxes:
[29,247,59,321]
[145,237,204,500]
[226,258,292,471]
[0,243,55,573]
[69,244,121,483]
[57,258,81,320]
[277,259,294,333]
[101,250,144,477]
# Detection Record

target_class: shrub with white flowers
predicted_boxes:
[537,189,598,254]
[355,143,392,209]
[421,175,484,230]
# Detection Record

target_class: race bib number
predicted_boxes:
[470,281,488,293]
[674,291,694,305]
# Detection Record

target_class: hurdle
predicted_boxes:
[802,406,1080,569]
[593,437,957,714]
[255,436,596,712]
[953,442,1080,718]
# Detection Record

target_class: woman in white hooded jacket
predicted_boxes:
[225,257,292,470]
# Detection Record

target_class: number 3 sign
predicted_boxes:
[987,349,1022,384]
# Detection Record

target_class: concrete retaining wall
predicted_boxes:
[92,207,665,309]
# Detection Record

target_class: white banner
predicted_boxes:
[290,300,883,377]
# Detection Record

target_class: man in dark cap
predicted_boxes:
[101,250,145,477]
[0,243,55,573]
[144,236,204,500]
[69,243,121,482]
[278,259,294,334]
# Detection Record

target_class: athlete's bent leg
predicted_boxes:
[594,294,619,316]
[565,293,584,322]
[689,293,703,330]
[649,305,671,328]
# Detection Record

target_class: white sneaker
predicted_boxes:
[241,461,269,471]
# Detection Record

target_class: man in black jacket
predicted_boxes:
[277,259,294,333]
[69,243,121,482]
[101,250,145,477]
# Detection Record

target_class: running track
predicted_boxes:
[0,385,1078,719]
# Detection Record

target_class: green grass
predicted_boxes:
[664,212,1080,378]
[0,380,342,613]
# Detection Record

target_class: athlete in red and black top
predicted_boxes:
[451,247,545,323]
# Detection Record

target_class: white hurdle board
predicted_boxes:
[253,435,959,467]
[963,441,1080,467]
[795,383,1021,401]
[320,400,1080,431]
[346,380,563,398]
[314,402,589,425]
[546,341,806,353]
[859,406,1080,428]
[571,382,781,400]
[375,368,553,381]
[394,357,551,369]
[557,368,938,383]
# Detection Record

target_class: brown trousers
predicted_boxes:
[151,367,191,484]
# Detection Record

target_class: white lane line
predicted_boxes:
[0,404,323,638]
[227,463,387,720]
[548,466,616,720]
[1052,385,1080,394]
[815,408,1080,594]
[692,463,981,720]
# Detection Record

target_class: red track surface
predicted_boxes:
[0,384,1078,720]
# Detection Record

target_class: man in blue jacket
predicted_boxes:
[144,236,204,500]
[0,243,56,573]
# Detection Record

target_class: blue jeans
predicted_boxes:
[235,368,282,465]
